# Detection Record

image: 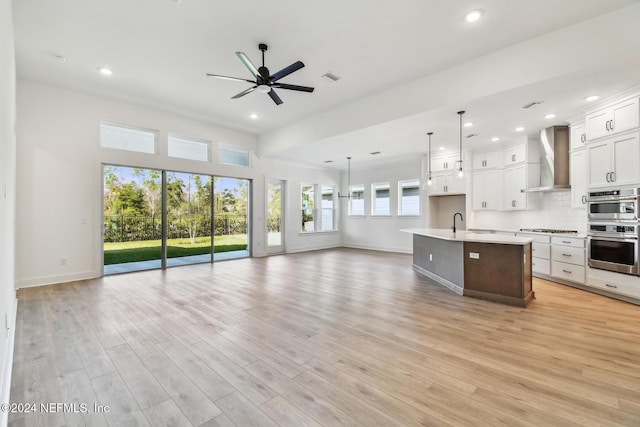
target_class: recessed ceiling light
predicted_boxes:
[465,9,483,23]
[370,151,381,155]
[250,113,258,119]
[463,122,473,128]
[515,126,525,132]
[491,137,500,142]
[544,113,556,119]
[99,68,113,76]
[585,95,599,102]
[439,146,445,151]
[54,54,66,63]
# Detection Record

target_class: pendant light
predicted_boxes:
[457,110,465,178]
[426,132,433,186]
[338,156,357,199]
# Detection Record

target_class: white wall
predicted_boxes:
[262,159,342,253]
[468,191,587,233]
[342,158,424,253]
[0,0,17,420]
[16,80,265,287]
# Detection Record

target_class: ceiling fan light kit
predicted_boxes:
[207,43,314,105]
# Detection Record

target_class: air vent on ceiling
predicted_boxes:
[370,151,381,155]
[324,160,334,163]
[521,101,544,109]
[321,72,341,82]
[465,134,479,139]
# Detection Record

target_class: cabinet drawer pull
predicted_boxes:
[581,133,586,143]
[605,120,610,131]
[562,253,571,257]
[562,269,572,274]
[605,283,618,289]
[606,172,611,182]
[611,171,616,182]
[581,195,587,204]
[610,120,614,130]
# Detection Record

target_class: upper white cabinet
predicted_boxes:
[570,122,587,151]
[431,153,462,172]
[472,151,501,170]
[570,149,588,208]
[587,132,640,188]
[585,97,639,141]
[503,163,540,211]
[472,169,503,210]
[503,140,539,167]
[429,172,465,196]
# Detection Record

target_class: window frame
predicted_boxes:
[348,184,365,217]
[300,183,316,233]
[218,145,251,168]
[320,185,337,232]
[398,179,421,217]
[168,133,211,162]
[100,122,158,154]
[371,182,391,217]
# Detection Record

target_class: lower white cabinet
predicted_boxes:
[517,233,551,275]
[587,268,640,299]
[550,236,586,284]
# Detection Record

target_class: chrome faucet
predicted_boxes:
[452,212,463,233]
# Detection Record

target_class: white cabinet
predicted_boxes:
[429,172,465,196]
[550,236,585,284]
[503,140,539,167]
[585,97,639,141]
[570,149,588,208]
[587,132,640,188]
[503,163,540,211]
[431,154,461,172]
[587,268,640,300]
[570,122,587,150]
[516,233,550,276]
[472,151,501,170]
[472,170,503,210]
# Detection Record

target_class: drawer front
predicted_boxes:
[588,278,640,299]
[532,257,550,275]
[516,233,551,244]
[551,245,585,266]
[531,243,550,259]
[551,261,585,284]
[551,236,585,248]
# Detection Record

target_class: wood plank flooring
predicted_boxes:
[8,248,640,426]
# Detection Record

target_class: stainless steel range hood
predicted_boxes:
[522,125,570,193]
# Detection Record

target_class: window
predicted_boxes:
[168,134,210,161]
[219,146,250,167]
[301,184,315,232]
[321,186,336,231]
[372,182,390,216]
[348,184,365,216]
[101,123,156,154]
[399,179,420,216]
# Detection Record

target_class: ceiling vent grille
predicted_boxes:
[321,72,341,82]
[521,101,544,109]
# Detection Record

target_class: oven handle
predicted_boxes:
[587,196,639,203]
[588,235,639,243]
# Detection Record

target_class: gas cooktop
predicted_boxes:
[519,228,578,234]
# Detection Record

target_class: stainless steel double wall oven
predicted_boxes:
[587,188,640,275]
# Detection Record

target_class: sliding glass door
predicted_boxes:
[103,164,250,274]
[166,172,213,267]
[103,166,163,274]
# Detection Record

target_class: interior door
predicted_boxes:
[267,179,285,254]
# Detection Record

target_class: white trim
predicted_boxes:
[1,296,17,427]
[15,271,97,289]
[342,242,412,254]
[412,264,464,295]
[285,243,342,254]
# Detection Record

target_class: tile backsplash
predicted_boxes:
[469,191,587,232]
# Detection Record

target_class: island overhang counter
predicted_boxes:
[401,229,535,307]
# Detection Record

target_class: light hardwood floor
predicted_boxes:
[8,248,640,426]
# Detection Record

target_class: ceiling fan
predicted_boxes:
[206,43,314,105]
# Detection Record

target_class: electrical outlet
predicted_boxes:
[60,258,67,266]
[429,253,432,261]
[469,252,480,259]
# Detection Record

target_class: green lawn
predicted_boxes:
[104,235,247,265]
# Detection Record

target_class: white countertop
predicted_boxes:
[469,228,587,239]
[401,228,533,245]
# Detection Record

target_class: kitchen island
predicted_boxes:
[401,229,535,307]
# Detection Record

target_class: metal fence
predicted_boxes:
[104,214,248,242]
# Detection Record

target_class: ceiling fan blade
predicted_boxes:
[273,83,315,93]
[231,86,257,99]
[235,52,260,78]
[270,61,305,82]
[206,73,255,83]
[268,89,283,105]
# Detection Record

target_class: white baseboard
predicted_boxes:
[1,295,17,427]
[413,264,463,295]
[286,243,342,254]
[15,270,97,289]
[342,242,413,254]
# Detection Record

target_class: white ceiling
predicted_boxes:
[12,0,640,168]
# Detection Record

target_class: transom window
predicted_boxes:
[168,134,210,161]
[101,122,156,154]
